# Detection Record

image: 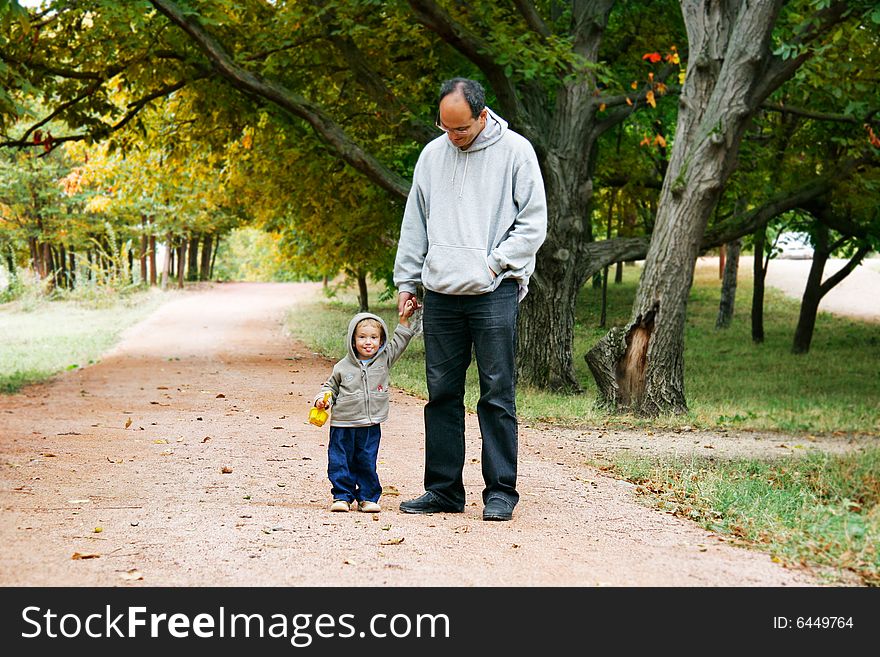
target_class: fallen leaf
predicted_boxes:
[511,544,520,548]
[221,466,233,474]
[106,457,123,463]
[157,386,169,390]
[383,485,400,496]
[68,499,90,504]
[277,483,286,487]
[153,439,169,444]
[343,559,356,565]
[272,426,283,430]
[118,569,143,581]
[216,394,226,398]
[380,537,404,546]
[94,527,102,533]
[124,418,132,429]
[372,515,379,522]
[159,449,173,456]
[71,552,100,560]
[202,436,211,443]
[42,453,57,457]
[381,524,392,530]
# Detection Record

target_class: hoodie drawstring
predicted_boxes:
[459,151,469,199]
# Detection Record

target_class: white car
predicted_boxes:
[775,232,814,259]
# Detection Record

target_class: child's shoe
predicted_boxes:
[330,499,351,512]
[358,500,381,513]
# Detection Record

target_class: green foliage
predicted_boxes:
[607,449,880,585]
[212,227,300,282]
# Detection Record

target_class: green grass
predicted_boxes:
[603,449,880,586]
[0,287,167,393]
[286,263,880,435]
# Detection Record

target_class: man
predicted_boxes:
[393,77,547,521]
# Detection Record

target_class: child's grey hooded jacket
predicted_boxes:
[393,107,547,300]
[317,313,414,427]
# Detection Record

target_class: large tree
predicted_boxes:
[586,0,877,414]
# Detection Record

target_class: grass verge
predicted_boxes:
[0,287,168,393]
[599,449,879,586]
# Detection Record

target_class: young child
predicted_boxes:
[313,300,415,513]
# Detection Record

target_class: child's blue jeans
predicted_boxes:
[327,424,382,503]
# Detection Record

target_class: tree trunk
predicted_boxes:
[68,251,76,289]
[5,247,15,280]
[86,249,93,281]
[517,87,599,391]
[791,227,869,354]
[187,234,199,281]
[58,244,68,289]
[161,235,172,289]
[177,242,185,288]
[715,237,741,328]
[200,234,213,281]
[588,0,789,414]
[28,237,40,278]
[751,226,766,343]
[356,272,369,312]
[128,247,134,284]
[149,234,157,286]
[209,234,219,279]
[140,215,148,285]
[43,243,55,291]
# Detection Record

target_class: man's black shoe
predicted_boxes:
[399,491,463,514]
[482,496,514,521]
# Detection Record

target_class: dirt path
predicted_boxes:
[0,282,843,586]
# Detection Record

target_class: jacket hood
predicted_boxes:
[346,312,389,363]
[444,106,507,153]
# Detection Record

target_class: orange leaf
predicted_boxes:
[654,134,667,148]
[640,136,651,147]
[599,103,606,112]
[642,52,662,63]
[630,80,638,90]
[626,97,633,106]
[646,90,656,108]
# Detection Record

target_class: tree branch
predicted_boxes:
[818,244,871,297]
[0,77,202,154]
[571,0,616,58]
[149,0,410,200]
[761,102,879,124]
[512,0,551,38]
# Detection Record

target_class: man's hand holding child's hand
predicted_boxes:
[399,298,416,327]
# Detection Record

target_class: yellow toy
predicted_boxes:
[309,392,332,427]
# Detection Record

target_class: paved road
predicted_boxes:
[702,256,880,322]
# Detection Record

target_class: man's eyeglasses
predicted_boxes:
[435,112,477,135]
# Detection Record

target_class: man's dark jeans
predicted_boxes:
[422,279,519,509]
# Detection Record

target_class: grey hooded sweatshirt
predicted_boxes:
[317,313,414,427]
[393,107,547,299]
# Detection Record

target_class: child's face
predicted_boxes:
[354,323,383,359]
